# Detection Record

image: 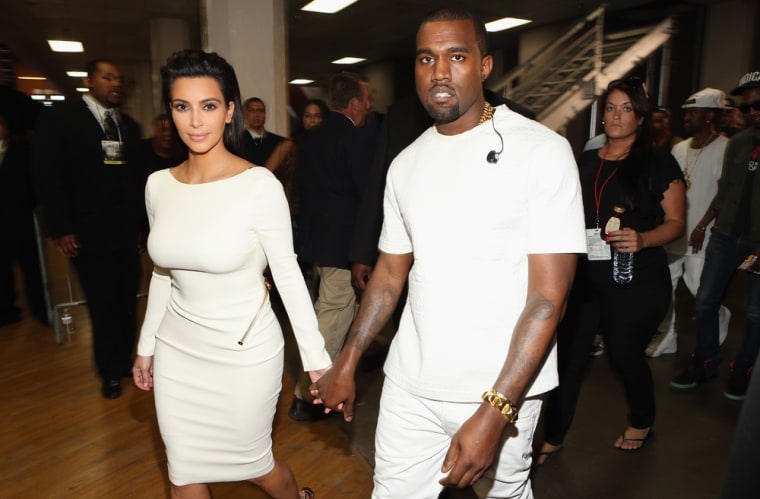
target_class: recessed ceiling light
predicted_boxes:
[31,95,46,101]
[67,71,87,78]
[289,79,315,85]
[17,76,47,80]
[301,0,358,14]
[47,40,84,52]
[485,17,532,32]
[331,57,366,65]
[76,87,89,92]
[50,95,66,101]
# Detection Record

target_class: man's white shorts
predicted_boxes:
[372,377,543,499]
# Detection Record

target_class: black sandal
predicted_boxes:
[301,487,315,499]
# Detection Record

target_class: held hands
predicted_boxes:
[439,403,508,488]
[605,228,643,253]
[132,355,154,391]
[307,367,331,385]
[309,363,356,422]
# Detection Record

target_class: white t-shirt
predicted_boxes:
[379,105,587,402]
[665,135,727,257]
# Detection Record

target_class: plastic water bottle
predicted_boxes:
[612,248,633,284]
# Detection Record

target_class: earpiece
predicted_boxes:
[486,117,504,164]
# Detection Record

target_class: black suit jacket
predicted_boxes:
[241,130,285,166]
[296,112,374,268]
[32,99,143,251]
[0,138,36,241]
[349,91,535,266]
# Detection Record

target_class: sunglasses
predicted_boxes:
[739,100,760,113]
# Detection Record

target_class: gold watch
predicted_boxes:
[481,389,519,423]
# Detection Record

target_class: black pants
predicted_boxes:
[0,239,47,323]
[71,248,139,381]
[543,255,671,445]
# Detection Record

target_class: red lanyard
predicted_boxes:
[594,156,618,227]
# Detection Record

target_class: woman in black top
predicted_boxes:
[536,78,686,463]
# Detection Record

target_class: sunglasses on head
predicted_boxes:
[739,100,760,113]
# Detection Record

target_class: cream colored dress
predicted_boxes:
[137,167,330,486]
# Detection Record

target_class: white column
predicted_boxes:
[202,0,289,136]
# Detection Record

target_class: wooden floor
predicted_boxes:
[0,301,373,498]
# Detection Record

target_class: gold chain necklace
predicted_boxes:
[478,102,494,125]
[684,132,717,190]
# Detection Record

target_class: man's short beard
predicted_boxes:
[424,102,460,124]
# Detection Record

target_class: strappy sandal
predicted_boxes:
[301,487,315,499]
[615,428,653,451]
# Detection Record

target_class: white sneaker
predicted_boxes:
[718,307,731,345]
[646,330,677,358]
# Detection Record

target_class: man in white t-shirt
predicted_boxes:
[646,88,732,357]
[312,8,585,499]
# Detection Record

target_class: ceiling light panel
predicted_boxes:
[485,18,532,32]
[47,40,84,52]
[301,0,359,14]
[331,57,366,65]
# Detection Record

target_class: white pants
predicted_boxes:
[372,378,542,499]
[659,253,730,338]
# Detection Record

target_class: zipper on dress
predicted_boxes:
[237,280,272,346]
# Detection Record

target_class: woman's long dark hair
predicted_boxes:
[160,50,246,157]
[600,77,654,210]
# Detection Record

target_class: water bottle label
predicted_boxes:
[586,228,611,260]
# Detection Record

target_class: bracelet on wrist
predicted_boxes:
[481,389,519,423]
[695,226,706,233]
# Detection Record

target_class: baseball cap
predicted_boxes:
[682,88,729,109]
[730,71,760,96]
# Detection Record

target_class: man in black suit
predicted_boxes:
[0,111,47,326]
[33,59,143,399]
[290,72,374,420]
[241,97,285,165]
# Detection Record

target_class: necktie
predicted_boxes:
[103,111,119,140]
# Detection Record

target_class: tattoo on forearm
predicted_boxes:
[350,285,398,352]
[498,292,559,399]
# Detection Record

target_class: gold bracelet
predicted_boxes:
[481,389,519,423]
[695,226,706,233]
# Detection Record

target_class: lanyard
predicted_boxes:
[594,156,618,227]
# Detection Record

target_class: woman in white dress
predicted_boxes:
[132,49,329,499]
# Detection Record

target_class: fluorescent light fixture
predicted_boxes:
[331,56,366,65]
[43,101,53,106]
[289,79,315,85]
[50,95,66,101]
[31,95,46,101]
[67,71,87,77]
[485,17,532,32]
[76,87,89,92]
[47,40,84,52]
[18,76,47,80]
[301,0,358,14]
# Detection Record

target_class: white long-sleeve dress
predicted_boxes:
[136,167,330,486]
